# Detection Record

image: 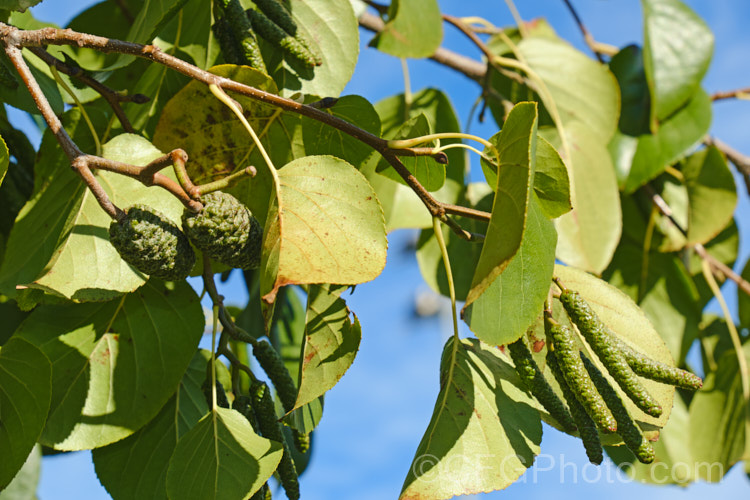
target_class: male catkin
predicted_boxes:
[508,337,576,433]
[612,336,703,390]
[251,339,298,413]
[251,381,300,500]
[215,0,266,72]
[546,350,603,464]
[558,289,663,418]
[246,8,320,67]
[581,354,655,464]
[545,318,617,432]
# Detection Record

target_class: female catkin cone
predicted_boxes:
[558,289,663,418]
[507,337,577,433]
[546,349,603,464]
[182,191,263,270]
[109,205,195,281]
[545,318,618,432]
[251,339,298,413]
[612,336,703,390]
[581,354,655,464]
[250,381,300,500]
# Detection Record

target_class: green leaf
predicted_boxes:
[0,110,100,299]
[416,183,492,301]
[0,445,41,500]
[260,156,387,304]
[462,197,556,346]
[0,49,63,116]
[300,95,381,169]
[516,36,621,142]
[166,407,283,500]
[15,279,204,450]
[544,122,621,274]
[688,344,749,481]
[532,136,571,219]
[551,264,675,429]
[483,134,571,219]
[622,88,712,193]
[400,337,542,499]
[608,45,651,137]
[369,0,442,59]
[92,350,209,500]
[273,288,324,435]
[642,0,713,126]
[362,88,464,231]
[0,0,43,11]
[0,134,8,188]
[682,145,737,245]
[108,0,189,70]
[157,0,220,69]
[375,113,445,191]
[126,62,191,137]
[293,284,361,410]
[0,337,51,490]
[0,298,28,346]
[270,0,359,97]
[29,134,187,301]
[465,102,538,307]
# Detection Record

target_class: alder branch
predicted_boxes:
[28,46,148,133]
[644,185,750,297]
[0,21,491,235]
[2,39,209,218]
[711,87,750,101]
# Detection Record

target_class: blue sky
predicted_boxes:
[6,1,750,499]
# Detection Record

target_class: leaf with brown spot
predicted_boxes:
[292,284,361,411]
[260,156,387,305]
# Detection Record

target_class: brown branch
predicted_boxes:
[27,46,147,133]
[711,87,750,101]
[84,153,203,212]
[644,185,750,297]
[0,21,490,238]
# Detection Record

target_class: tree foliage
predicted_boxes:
[0,0,748,499]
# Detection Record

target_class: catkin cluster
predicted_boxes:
[213,0,323,71]
[508,281,703,465]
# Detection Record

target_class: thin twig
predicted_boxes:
[0,22,489,239]
[560,0,604,62]
[28,46,148,133]
[644,185,750,297]
[710,87,750,101]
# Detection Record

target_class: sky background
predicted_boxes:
[5,0,750,499]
